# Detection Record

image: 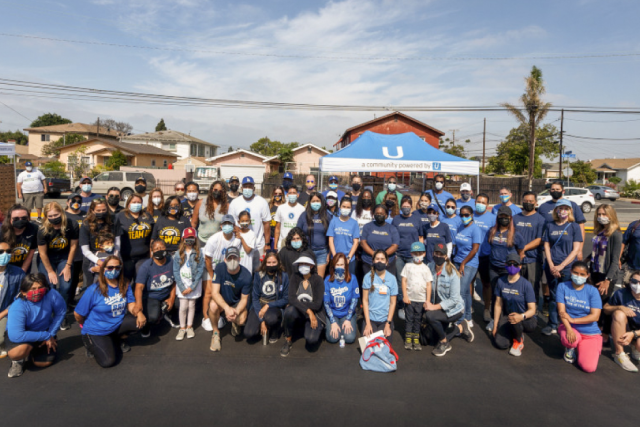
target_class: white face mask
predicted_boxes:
[26,166,33,172]
[597,216,610,225]
[152,197,162,206]
[186,192,198,201]
[226,258,239,271]
[412,256,423,264]
[632,283,640,295]
[298,265,311,275]
[435,182,444,190]
[340,208,351,217]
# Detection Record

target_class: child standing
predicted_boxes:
[89,233,116,285]
[401,241,433,351]
[173,227,205,340]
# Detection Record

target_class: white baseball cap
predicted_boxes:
[460,183,472,191]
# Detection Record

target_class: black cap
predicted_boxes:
[135,176,147,184]
[498,205,513,217]
[229,175,239,182]
[434,243,446,255]
[67,192,81,201]
[506,252,521,266]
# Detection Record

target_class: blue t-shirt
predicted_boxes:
[323,276,360,319]
[456,197,475,213]
[513,212,545,264]
[411,209,430,229]
[556,281,602,335]
[363,271,398,322]
[327,216,360,262]
[297,212,332,251]
[489,229,525,268]
[491,203,522,216]
[474,211,496,257]
[80,193,102,214]
[495,276,535,314]
[609,288,640,329]
[424,190,454,215]
[453,223,482,268]
[538,199,586,224]
[422,222,451,263]
[361,222,400,265]
[213,262,252,305]
[392,214,424,258]
[542,222,583,267]
[441,215,462,244]
[136,256,175,301]
[75,283,136,336]
[623,220,640,270]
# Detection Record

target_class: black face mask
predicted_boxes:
[153,250,167,260]
[522,202,535,212]
[374,214,386,225]
[550,190,562,200]
[135,185,146,194]
[49,216,62,225]
[385,200,395,208]
[107,196,120,207]
[373,262,386,272]
[95,212,108,220]
[498,217,511,227]
[362,199,373,208]
[229,183,239,192]
[282,181,292,190]
[212,190,221,200]
[12,219,28,230]
[352,183,361,192]
[266,265,279,275]
[433,255,446,266]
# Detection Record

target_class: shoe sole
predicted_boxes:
[563,355,575,364]
[615,360,638,372]
[464,321,475,342]
[509,348,523,357]
[433,346,452,357]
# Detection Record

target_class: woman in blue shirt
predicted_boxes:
[327,198,360,276]
[324,253,360,345]
[441,198,462,245]
[74,255,145,368]
[297,192,332,277]
[412,192,433,228]
[422,205,452,264]
[453,205,482,325]
[361,205,400,276]
[362,250,397,342]
[5,273,66,378]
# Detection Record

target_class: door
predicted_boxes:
[92,172,112,194]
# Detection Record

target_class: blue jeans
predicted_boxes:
[313,248,328,266]
[455,263,477,323]
[38,258,73,306]
[325,316,358,344]
[544,264,572,329]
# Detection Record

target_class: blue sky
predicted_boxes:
[0,0,638,161]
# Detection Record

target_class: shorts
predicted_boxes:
[313,248,328,266]
[23,192,44,210]
[3,331,57,363]
[478,256,491,284]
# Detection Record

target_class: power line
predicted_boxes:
[565,134,640,141]
[0,99,32,122]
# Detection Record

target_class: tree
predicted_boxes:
[228,146,234,153]
[609,176,622,185]
[41,133,86,157]
[250,137,299,157]
[279,146,295,165]
[486,124,559,177]
[439,137,470,159]
[155,119,167,132]
[0,130,28,145]
[30,113,72,128]
[105,150,128,170]
[93,119,133,134]
[39,161,68,179]
[570,161,597,185]
[67,145,89,180]
[501,66,553,189]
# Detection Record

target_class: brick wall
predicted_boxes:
[0,164,16,217]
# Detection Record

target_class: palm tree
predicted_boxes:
[500,66,552,189]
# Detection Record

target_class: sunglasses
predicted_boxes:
[446,206,456,209]
[631,279,640,285]
[306,180,314,183]
[105,266,122,271]
[460,214,472,218]
[0,249,10,255]
[506,262,520,267]
[12,216,29,222]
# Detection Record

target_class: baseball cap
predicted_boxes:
[460,183,472,191]
[226,246,241,259]
[293,256,316,266]
[221,214,235,224]
[182,227,197,239]
[506,252,521,266]
[410,241,425,253]
[555,199,572,209]
[242,176,254,185]
[135,176,147,184]
[25,161,33,167]
[498,205,513,217]
[81,176,92,183]
[67,192,81,201]
[329,175,338,182]
[283,172,293,180]
[229,176,239,182]
[326,191,338,199]
[433,243,446,255]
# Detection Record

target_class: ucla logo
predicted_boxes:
[382,147,403,159]
[433,162,441,171]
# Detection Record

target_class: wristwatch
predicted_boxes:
[387,320,392,325]
[634,331,638,339]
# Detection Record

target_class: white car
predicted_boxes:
[537,187,595,213]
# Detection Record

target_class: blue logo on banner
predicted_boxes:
[433,162,441,171]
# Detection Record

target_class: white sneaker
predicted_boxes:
[164,314,180,329]
[467,320,474,328]
[176,329,186,341]
[186,327,195,339]
[201,318,213,332]
[613,352,638,372]
[564,347,576,364]
[485,319,494,332]
[473,290,482,302]
[631,346,640,361]
[218,316,227,329]
[541,326,557,336]
[483,309,491,323]
[398,308,405,321]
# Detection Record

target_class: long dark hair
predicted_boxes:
[0,204,30,247]
[259,250,284,284]
[85,198,113,235]
[303,192,330,242]
[354,189,374,218]
[163,195,184,219]
[97,255,128,298]
[285,227,309,251]
[205,180,229,218]
[488,214,515,248]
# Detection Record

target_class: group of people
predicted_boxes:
[1,172,639,377]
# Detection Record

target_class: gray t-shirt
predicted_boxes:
[297,281,313,303]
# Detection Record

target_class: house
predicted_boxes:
[172,156,210,170]
[57,138,179,175]
[206,149,268,168]
[262,143,330,174]
[589,158,640,184]
[542,163,561,179]
[121,130,218,160]
[23,123,120,157]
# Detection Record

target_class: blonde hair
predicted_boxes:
[552,205,575,223]
[41,202,68,237]
[437,252,460,277]
[593,203,620,237]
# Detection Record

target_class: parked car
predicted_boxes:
[16,169,71,198]
[587,185,620,201]
[73,171,156,200]
[537,187,595,213]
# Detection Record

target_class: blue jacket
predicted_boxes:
[251,271,289,322]
[0,265,26,312]
[427,262,464,317]
[7,288,66,343]
[173,249,206,293]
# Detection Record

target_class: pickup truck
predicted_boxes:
[16,169,71,199]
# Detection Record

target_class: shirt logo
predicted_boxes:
[288,213,294,219]
[262,280,276,297]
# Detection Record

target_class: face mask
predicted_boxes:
[461,216,473,225]
[135,185,146,194]
[401,207,411,216]
[461,192,470,201]
[334,267,345,281]
[326,199,337,207]
[340,208,351,217]
[558,210,569,219]
[226,258,239,271]
[298,265,311,275]
[184,238,196,246]
[187,192,198,201]
[352,183,361,192]
[475,203,486,214]
[385,200,395,209]
[71,202,81,210]
[129,203,142,213]
[412,256,423,264]
[242,188,254,198]
[287,194,298,204]
[95,212,107,220]
[229,183,239,192]
[282,181,292,191]
[212,190,221,200]
[291,240,302,250]
[168,207,179,216]
[0,252,11,266]
[222,224,234,234]
[435,182,444,190]
[631,282,640,294]
[49,216,62,225]
[12,219,27,230]
[427,214,438,222]
[107,196,119,207]
[373,262,387,272]
[175,190,185,197]
[104,268,121,280]
[153,250,167,260]
[362,199,373,208]
[506,265,520,276]
[81,184,92,193]
[374,214,386,224]
[152,197,162,206]
[597,216,610,225]
[240,222,250,229]
[26,166,33,172]
[419,201,430,210]
[310,202,322,212]
[499,195,511,203]
[103,245,114,253]
[445,207,456,216]
[433,256,446,266]
[329,183,338,190]
[497,217,511,227]
[274,195,282,201]
[550,190,563,200]
[306,183,316,191]
[522,202,535,212]
[266,265,279,275]
[387,183,396,192]
[571,274,587,286]
[26,288,47,303]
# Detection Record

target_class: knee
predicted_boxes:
[344,330,357,344]
[208,301,220,315]
[283,305,296,320]
[494,336,510,350]
[263,310,281,327]
[580,359,599,374]
[613,309,628,324]
[32,361,53,369]
[96,356,116,369]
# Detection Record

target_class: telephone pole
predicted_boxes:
[528,105,538,191]
[482,118,486,173]
[558,109,564,179]
[449,129,459,145]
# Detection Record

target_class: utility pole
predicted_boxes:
[449,129,459,145]
[482,118,486,173]
[558,109,564,180]
[528,105,538,191]
[96,117,100,138]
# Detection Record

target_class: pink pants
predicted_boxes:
[559,325,602,373]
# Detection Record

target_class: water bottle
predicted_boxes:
[262,332,268,346]
[339,335,345,348]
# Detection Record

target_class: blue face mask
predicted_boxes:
[334,267,345,281]
[445,207,456,216]
[129,203,142,213]
[310,202,322,211]
[329,183,338,190]
[81,184,92,193]
[387,183,397,192]
[475,203,487,213]
[221,224,234,235]
[291,240,302,250]
[104,268,121,280]
[287,194,298,204]
[0,252,11,266]
[500,195,511,203]
[571,274,587,285]
[242,188,254,198]
[461,216,473,225]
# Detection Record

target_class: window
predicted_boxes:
[108,172,123,181]
[307,147,312,153]
[198,144,204,157]
[142,173,156,187]
[170,143,176,150]
[163,160,168,167]
[151,160,156,167]
[241,153,245,158]
[40,134,50,142]
[191,144,197,156]
[126,173,139,182]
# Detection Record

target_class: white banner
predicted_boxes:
[320,157,479,175]
[0,143,16,156]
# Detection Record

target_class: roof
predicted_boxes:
[262,143,330,163]
[595,167,617,173]
[590,158,640,171]
[123,130,218,148]
[23,122,121,138]
[339,112,445,142]
[58,137,179,157]
[172,156,208,165]
[205,149,268,162]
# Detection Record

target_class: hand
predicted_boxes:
[97,259,104,267]
[258,305,269,319]
[330,322,341,339]
[620,306,636,318]
[425,301,436,311]
[342,319,353,335]
[18,194,23,200]
[166,298,175,312]
[234,227,242,238]
[363,323,373,337]
[47,270,59,286]
[61,265,71,282]
[404,296,411,306]
[596,280,609,296]
[459,263,466,276]
[577,252,583,261]
[225,306,237,322]
[566,327,577,344]
[619,332,635,346]
[508,313,523,324]
[309,312,318,330]
[423,301,429,311]
[182,287,192,296]
[136,313,147,329]
[383,323,392,338]
[260,321,268,336]
[40,337,57,354]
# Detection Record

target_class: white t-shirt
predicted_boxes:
[17,170,45,193]
[238,229,257,273]
[204,231,241,267]
[401,262,433,303]
[177,248,203,299]
[274,203,306,248]
[228,195,270,250]
[352,209,373,234]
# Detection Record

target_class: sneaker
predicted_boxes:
[563,347,576,364]
[485,319,494,332]
[210,332,221,352]
[164,314,179,329]
[280,340,292,357]
[473,289,482,302]
[509,338,524,357]
[541,326,557,336]
[413,338,422,351]
[201,317,213,332]
[186,327,195,339]
[613,352,638,372]
[461,319,474,343]
[60,317,71,331]
[483,309,491,323]
[120,340,131,353]
[631,346,640,361]
[398,308,405,321]
[0,344,6,359]
[269,327,280,344]
[176,329,186,341]
[8,359,24,378]
[141,330,151,339]
[231,322,241,337]
[467,320,474,328]
[404,336,413,351]
[432,341,452,357]
[218,317,227,329]
[85,349,94,359]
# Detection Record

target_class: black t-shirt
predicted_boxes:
[108,205,124,222]
[37,221,79,262]
[8,222,38,267]
[79,221,115,253]
[65,211,85,262]
[151,215,190,253]
[181,200,197,220]
[298,192,311,208]
[115,211,155,259]
[152,208,162,223]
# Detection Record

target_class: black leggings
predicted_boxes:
[68,260,83,305]
[493,315,538,349]
[283,305,324,345]
[141,298,163,335]
[424,309,463,342]
[124,255,150,282]
[244,307,282,339]
[81,314,139,368]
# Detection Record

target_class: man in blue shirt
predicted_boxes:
[322,175,345,202]
[491,186,522,216]
[424,174,453,216]
[513,191,545,298]
[473,192,497,323]
[456,182,475,213]
[282,172,294,193]
[78,177,102,214]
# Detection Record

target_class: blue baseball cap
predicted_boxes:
[25,161,33,167]
[329,175,338,182]
[283,172,293,180]
[242,176,254,185]
[555,199,572,209]
[410,241,425,253]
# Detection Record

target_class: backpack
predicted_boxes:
[360,337,399,373]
